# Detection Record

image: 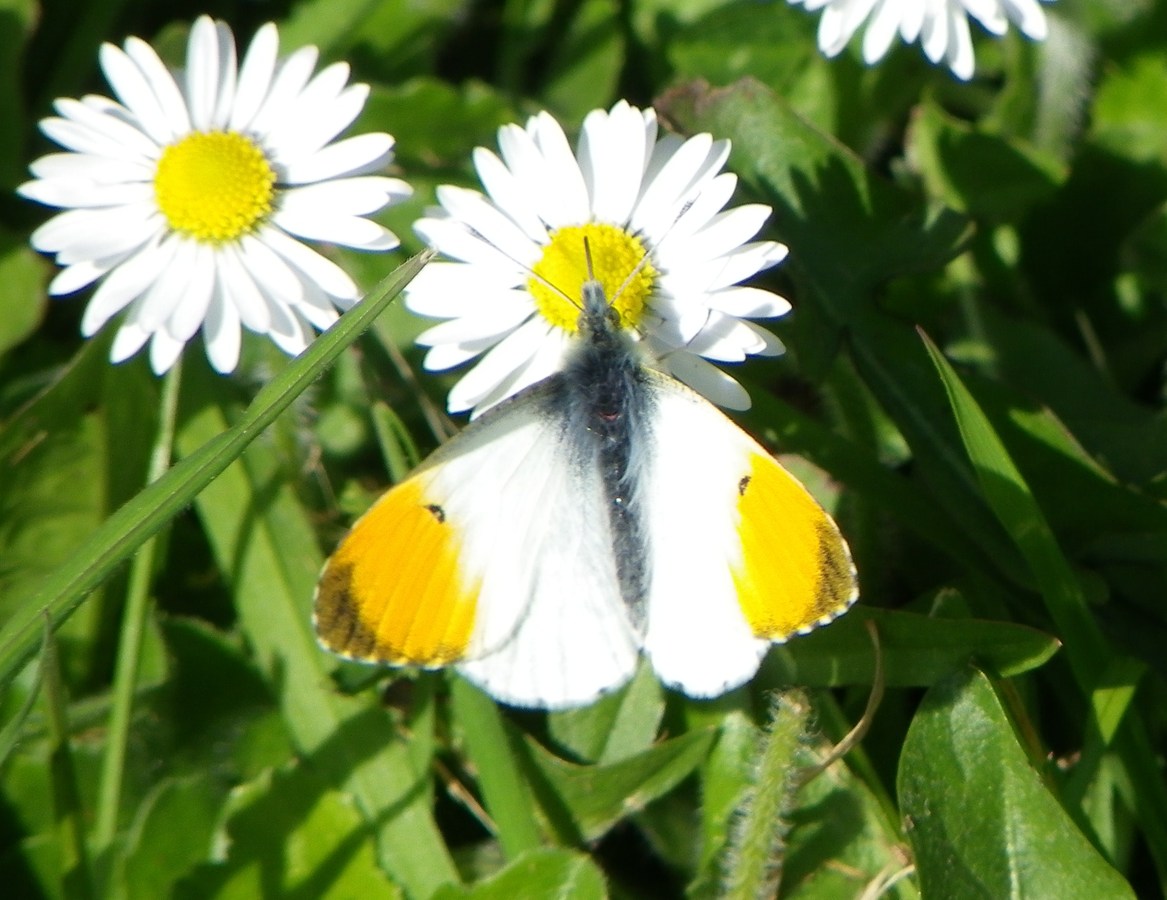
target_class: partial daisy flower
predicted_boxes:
[18,15,411,374]
[787,0,1051,81]
[407,100,790,417]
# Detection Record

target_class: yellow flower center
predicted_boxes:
[153,131,275,243]
[528,223,656,333]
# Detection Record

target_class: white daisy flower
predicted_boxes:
[788,0,1051,80]
[18,15,411,374]
[407,100,790,417]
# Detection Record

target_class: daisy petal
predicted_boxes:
[204,289,242,372]
[229,23,279,132]
[661,350,751,410]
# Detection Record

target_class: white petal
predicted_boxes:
[705,286,792,319]
[686,313,768,361]
[266,307,312,355]
[962,0,1008,35]
[743,320,786,356]
[577,103,648,225]
[697,241,788,291]
[237,232,304,305]
[204,289,242,372]
[98,43,176,145]
[818,0,881,56]
[631,132,716,238]
[659,350,751,410]
[473,147,550,244]
[863,0,906,62]
[28,152,152,183]
[653,172,739,252]
[20,178,153,209]
[265,70,364,163]
[49,259,113,295]
[257,226,357,299]
[413,297,532,346]
[529,111,590,226]
[423,338,498,372]
[185,16,222,131]
[436,185,542,270]
[271,207,390,248]
[149,329,185,374]
[229,22,279,132]
[81,237,176,334]
[215,242,270,332]
[415,215,534,274]
[279,176,408,218]
[46,99,157,159]
[1000,0,1047,39]
[684,205,771,262]
[288,279,340,331]
[443,315,551,411]
[167,242,216,341]
[123,36,192,136]
[946,7,976,79]
[137,240,198,330]
[110,317,152,362]
[406,263,528,318]
[465,328,569,417]
[211,21,238,128]
[248,45,318,138]
[31,205,158,261]
[280,133,394,184]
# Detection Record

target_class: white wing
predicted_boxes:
[640,372,857,697]
[316,384,641,709]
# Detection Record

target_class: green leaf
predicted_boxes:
[909,100,1064,220]
[657,79,971,311]
[176,764,402,900]
[522,727,716,842]
[450,677,542,859]
[538,0,623,120]
[0,252,431,695]
[175,378,457,898]
[898,667,1134,899]
[759,606,1060,688]
[116,775,223,900]
[920,331,1112,699]
[430,848,605,900]
[546,661,665,764]
[0,233,46,359]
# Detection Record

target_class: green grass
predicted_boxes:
[2,1,1167,897]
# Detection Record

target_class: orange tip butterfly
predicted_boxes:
[314,258,858,709]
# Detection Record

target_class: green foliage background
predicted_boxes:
[2,0,1166,896]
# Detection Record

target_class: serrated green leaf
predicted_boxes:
[899,667,1134,899]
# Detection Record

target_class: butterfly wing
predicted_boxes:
[314,384,641,709]
[639,371,857,697]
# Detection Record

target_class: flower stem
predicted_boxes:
[93,359,183,861]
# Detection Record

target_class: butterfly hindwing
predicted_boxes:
[640,371,857,697]
[315,382,641,708]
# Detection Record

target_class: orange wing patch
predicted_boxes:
[314,475,479,666]
[732,452,856,639]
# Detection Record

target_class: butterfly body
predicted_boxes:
[315,278,857,709]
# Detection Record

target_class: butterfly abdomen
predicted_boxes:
[559,284,655,627]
